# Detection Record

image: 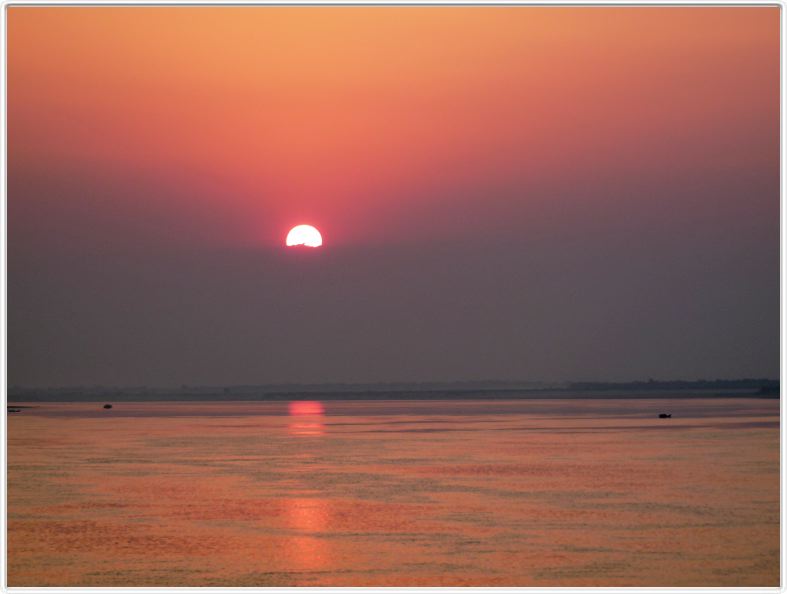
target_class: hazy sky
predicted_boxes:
[8,6,779,387]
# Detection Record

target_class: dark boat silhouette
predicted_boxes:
[8,408,21,413]
[103,404,113,409]
[658,413,671,418]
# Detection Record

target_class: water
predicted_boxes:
[7,398,779,586]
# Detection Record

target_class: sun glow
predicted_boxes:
[286,225,323,247]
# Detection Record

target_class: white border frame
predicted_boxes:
[0,1,783,592]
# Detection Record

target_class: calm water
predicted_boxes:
[7,398,779,586]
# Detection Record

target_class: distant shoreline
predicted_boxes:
[6,387,779,403]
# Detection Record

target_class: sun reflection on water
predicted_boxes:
[282,497,331,570]
[287,401,325,437]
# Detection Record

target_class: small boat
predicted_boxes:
[103,404,113,409]
[8,408,21,413]
[658,413,671,419]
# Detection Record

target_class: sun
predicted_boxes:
[286,225,323,248]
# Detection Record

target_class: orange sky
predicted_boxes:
[8,7,779,248]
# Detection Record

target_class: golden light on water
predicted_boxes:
[288,401,325,436]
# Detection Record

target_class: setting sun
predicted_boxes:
[286,225,323,248]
